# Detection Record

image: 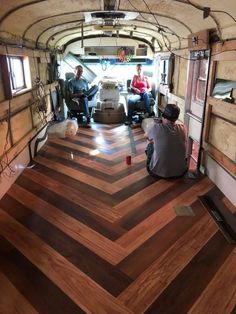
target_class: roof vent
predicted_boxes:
[84,11,139,22]
[91,12,125,19]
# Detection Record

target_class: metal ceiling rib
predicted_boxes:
[0,0,47,26]
[36,16,190,51]
[0,0,236,51]
[61,33,156,53]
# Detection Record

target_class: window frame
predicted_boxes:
[8,56,27,91]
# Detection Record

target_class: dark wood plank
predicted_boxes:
[118,200,207,278]
[145,232,234,313]
[0,209,131,313]
[0,236,84,314]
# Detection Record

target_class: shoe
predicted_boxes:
[125,119,132,126]
[86,116,91,124]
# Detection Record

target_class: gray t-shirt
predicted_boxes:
[147,122,187,178]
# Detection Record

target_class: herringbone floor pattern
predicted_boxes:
[0,123,235,314]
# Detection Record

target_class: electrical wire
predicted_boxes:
[210,10,236,23]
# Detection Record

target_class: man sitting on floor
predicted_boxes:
[145,103,187,178]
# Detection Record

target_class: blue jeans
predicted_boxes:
[127,92,151,120]
[78,85,98,117]
[145,142,160,177]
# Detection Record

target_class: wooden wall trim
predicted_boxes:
[202,39,236,178]
[207,96,236,123]
[203,142,236,177]
[207,61,217,95]
[203,104,212,143]
[211,40,236,61]
[0,55,12,99]
[0,45,50,59]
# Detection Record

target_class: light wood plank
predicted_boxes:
[23,169,120,222]
[34,155,148,195]
[8,185,127,265]
[0,209,132,313]
[0,272,38,314]
[49,138,145,161]
[34,155,119,194]
[118,214,217,313]
[188,250,236,314]
[43,144,146,175]
[114,179,177,216]
[222,196,236,214]
[116,177,214,251]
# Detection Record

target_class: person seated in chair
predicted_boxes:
[68,65,98,125]
[145,103,187,178]
[125,63,153,125]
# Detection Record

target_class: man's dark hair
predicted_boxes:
[162,103,180,122]
[75,65,83,70]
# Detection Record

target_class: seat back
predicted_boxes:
[64,72,84,114]
[126,79,156,114]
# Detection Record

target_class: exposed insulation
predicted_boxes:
[177,58,188,97]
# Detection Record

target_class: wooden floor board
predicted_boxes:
[145,232,234,314]
[0,124,235,313]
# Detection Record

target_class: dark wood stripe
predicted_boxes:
[38,147,146,182]
[28,162,118,206]
[0,202,132,296]
[145,231,234,313]
[0,209,131,312]
[0,123,234,313]
[113,175,158,201]
[2,190,123,241]
[0,236,84,314]
[118,200,207,278]
[120,177,205,229]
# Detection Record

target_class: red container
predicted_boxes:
[126,155,131,165]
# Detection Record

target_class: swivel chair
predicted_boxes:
[64,72,97,122]
[126,79,156,121]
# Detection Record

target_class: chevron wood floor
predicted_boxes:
[0,123,235,314]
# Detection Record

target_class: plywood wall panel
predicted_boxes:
[209,116,236,162]
[31,94,51,127]
[11,108,32,144]
[0,121,11,156]
[177,58,188,97]
[208,97,236,123]
[29,57,39,85]
[39,64,47,85]
[0,76,5,103]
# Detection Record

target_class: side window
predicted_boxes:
[8,56,26,90]
[7,55,31,96]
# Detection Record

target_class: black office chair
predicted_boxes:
[63,72,84,121]
[126,79,156,120]
[62,73,98,123]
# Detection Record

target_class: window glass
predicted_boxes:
[8,57,26,90]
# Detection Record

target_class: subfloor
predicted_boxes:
[0,123,235,313]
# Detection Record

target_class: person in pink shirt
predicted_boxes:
[125,64,152,125]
